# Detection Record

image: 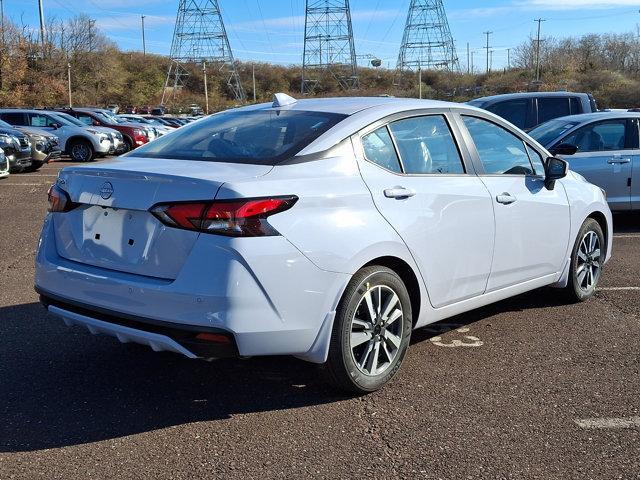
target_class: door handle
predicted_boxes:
[608,157,631,164]
[384,186,416,199]
[496,192,517,205]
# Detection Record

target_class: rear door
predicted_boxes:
[354,111,495,308]
[556,118,633,211]
[458,114,571,291]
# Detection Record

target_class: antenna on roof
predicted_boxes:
[272,93,297,108]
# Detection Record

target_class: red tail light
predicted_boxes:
[47,184,77,213]
[150,196,297,237]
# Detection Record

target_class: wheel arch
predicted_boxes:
[361,256,422,327]
[64,135,93,153]
[587,210,609,258]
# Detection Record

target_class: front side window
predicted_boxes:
[129,110,347,165]
[487,100,528,129]
[525,144,545,176]
[77,115,94,126]
[29,114,59,128]
[463,116,534,175]
[388,115,464,174]
[362,126,402,173]
[561,120,627,152]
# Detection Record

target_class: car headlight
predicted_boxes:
[0,134,11,144]
[31,135,47,142]
[10,135,21,147]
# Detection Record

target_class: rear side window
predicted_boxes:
[561,120,627,152]
[362,126,402,173]
[487,100,528,129]
[388,115,464,174]
[569,97,583,114]
[538,97,571,124]
[0,112,27,126]
[463,116,534,175]
[129,110,347,165]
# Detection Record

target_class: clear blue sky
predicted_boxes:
[5,0,640,70]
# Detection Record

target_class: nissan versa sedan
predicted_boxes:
[529,111,639,211]
[36,95,612,393]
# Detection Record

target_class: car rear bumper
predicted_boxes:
[35,215,350,362]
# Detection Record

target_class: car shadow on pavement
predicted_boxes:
[613,212,640,234]
[0,302,347,453]
[1,287,570,452]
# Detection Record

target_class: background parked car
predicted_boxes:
[0,148,9,179]
[529,111,639,211]
[54,111,126,155]
[117,114,174,136]
[15,126,61,170]
[55,107,149,151]
[0,119,32,172]
[0,109,112,162]
[467,92,598,131]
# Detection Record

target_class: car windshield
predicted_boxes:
[128,109,347,165]
[0,118,13,129]
[529,119,580,146]
[92,111,119,124]
[55,112,86,127]
[124,116,150,124]
[49,113,78,128]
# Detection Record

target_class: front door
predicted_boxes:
[557,118,633,211]
[459,114,571,292]
[354,112,495,308]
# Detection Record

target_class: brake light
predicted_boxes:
[47,183,77,212]
[150,196,297,237]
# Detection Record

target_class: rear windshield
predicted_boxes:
[127,109,347,165]
[529,118,580,146]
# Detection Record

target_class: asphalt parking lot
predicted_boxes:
[0,159,639,479]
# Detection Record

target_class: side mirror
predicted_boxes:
[550,143,578,156]
[544,157,568,190]
[51,123,61,130]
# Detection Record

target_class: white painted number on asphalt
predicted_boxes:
[430,327,483,348]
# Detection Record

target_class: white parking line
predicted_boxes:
[614,234,640,239]
[0,183,49,186]
[20,174,58,177]
[598,287,640,291]
[575,416,640,429]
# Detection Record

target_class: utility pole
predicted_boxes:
[418,62,422,99]
[141,15,146,56]
[489,50,493,72]
[483,31,492,73]
[37,0,46,56]
[507,48,511,69]
[252,64,256,102]
[534,18,546,81]
[88,19,96,52]
[67,63,72,107]
[202,61,209,114]
[467,42,470,74]
[471,51,474,74]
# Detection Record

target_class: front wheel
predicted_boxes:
[565,218,605,302]
[69,140,95,162]
[323,266,412,393]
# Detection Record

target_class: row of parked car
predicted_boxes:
[469,91,638,211]
[0,107,199,178]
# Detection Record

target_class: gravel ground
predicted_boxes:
[0,159,638,479]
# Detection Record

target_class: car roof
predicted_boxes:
[470,91,588,105]
[545,111,640,124]
[235,96,456,116]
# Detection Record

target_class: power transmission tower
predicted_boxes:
[162,0,245,106]
[396,0,459,80]
[301,0,358,95]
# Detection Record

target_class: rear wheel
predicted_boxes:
[323,266,412,393]
[565,218,604,302]
[69,139,94,162]
[122,137,134,153]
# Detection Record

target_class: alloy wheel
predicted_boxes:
[349,285,404,376]
[576,230,601,292]
[72,143,90,162]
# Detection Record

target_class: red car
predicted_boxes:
[55,107,149,151]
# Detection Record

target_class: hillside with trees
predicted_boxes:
[1,14,640,111]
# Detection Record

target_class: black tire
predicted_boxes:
[68,139,95,162]
[122,137,134,153]
[323,266,413,394]
[565,218,605,302]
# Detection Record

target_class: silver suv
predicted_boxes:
[0,110,113,162]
